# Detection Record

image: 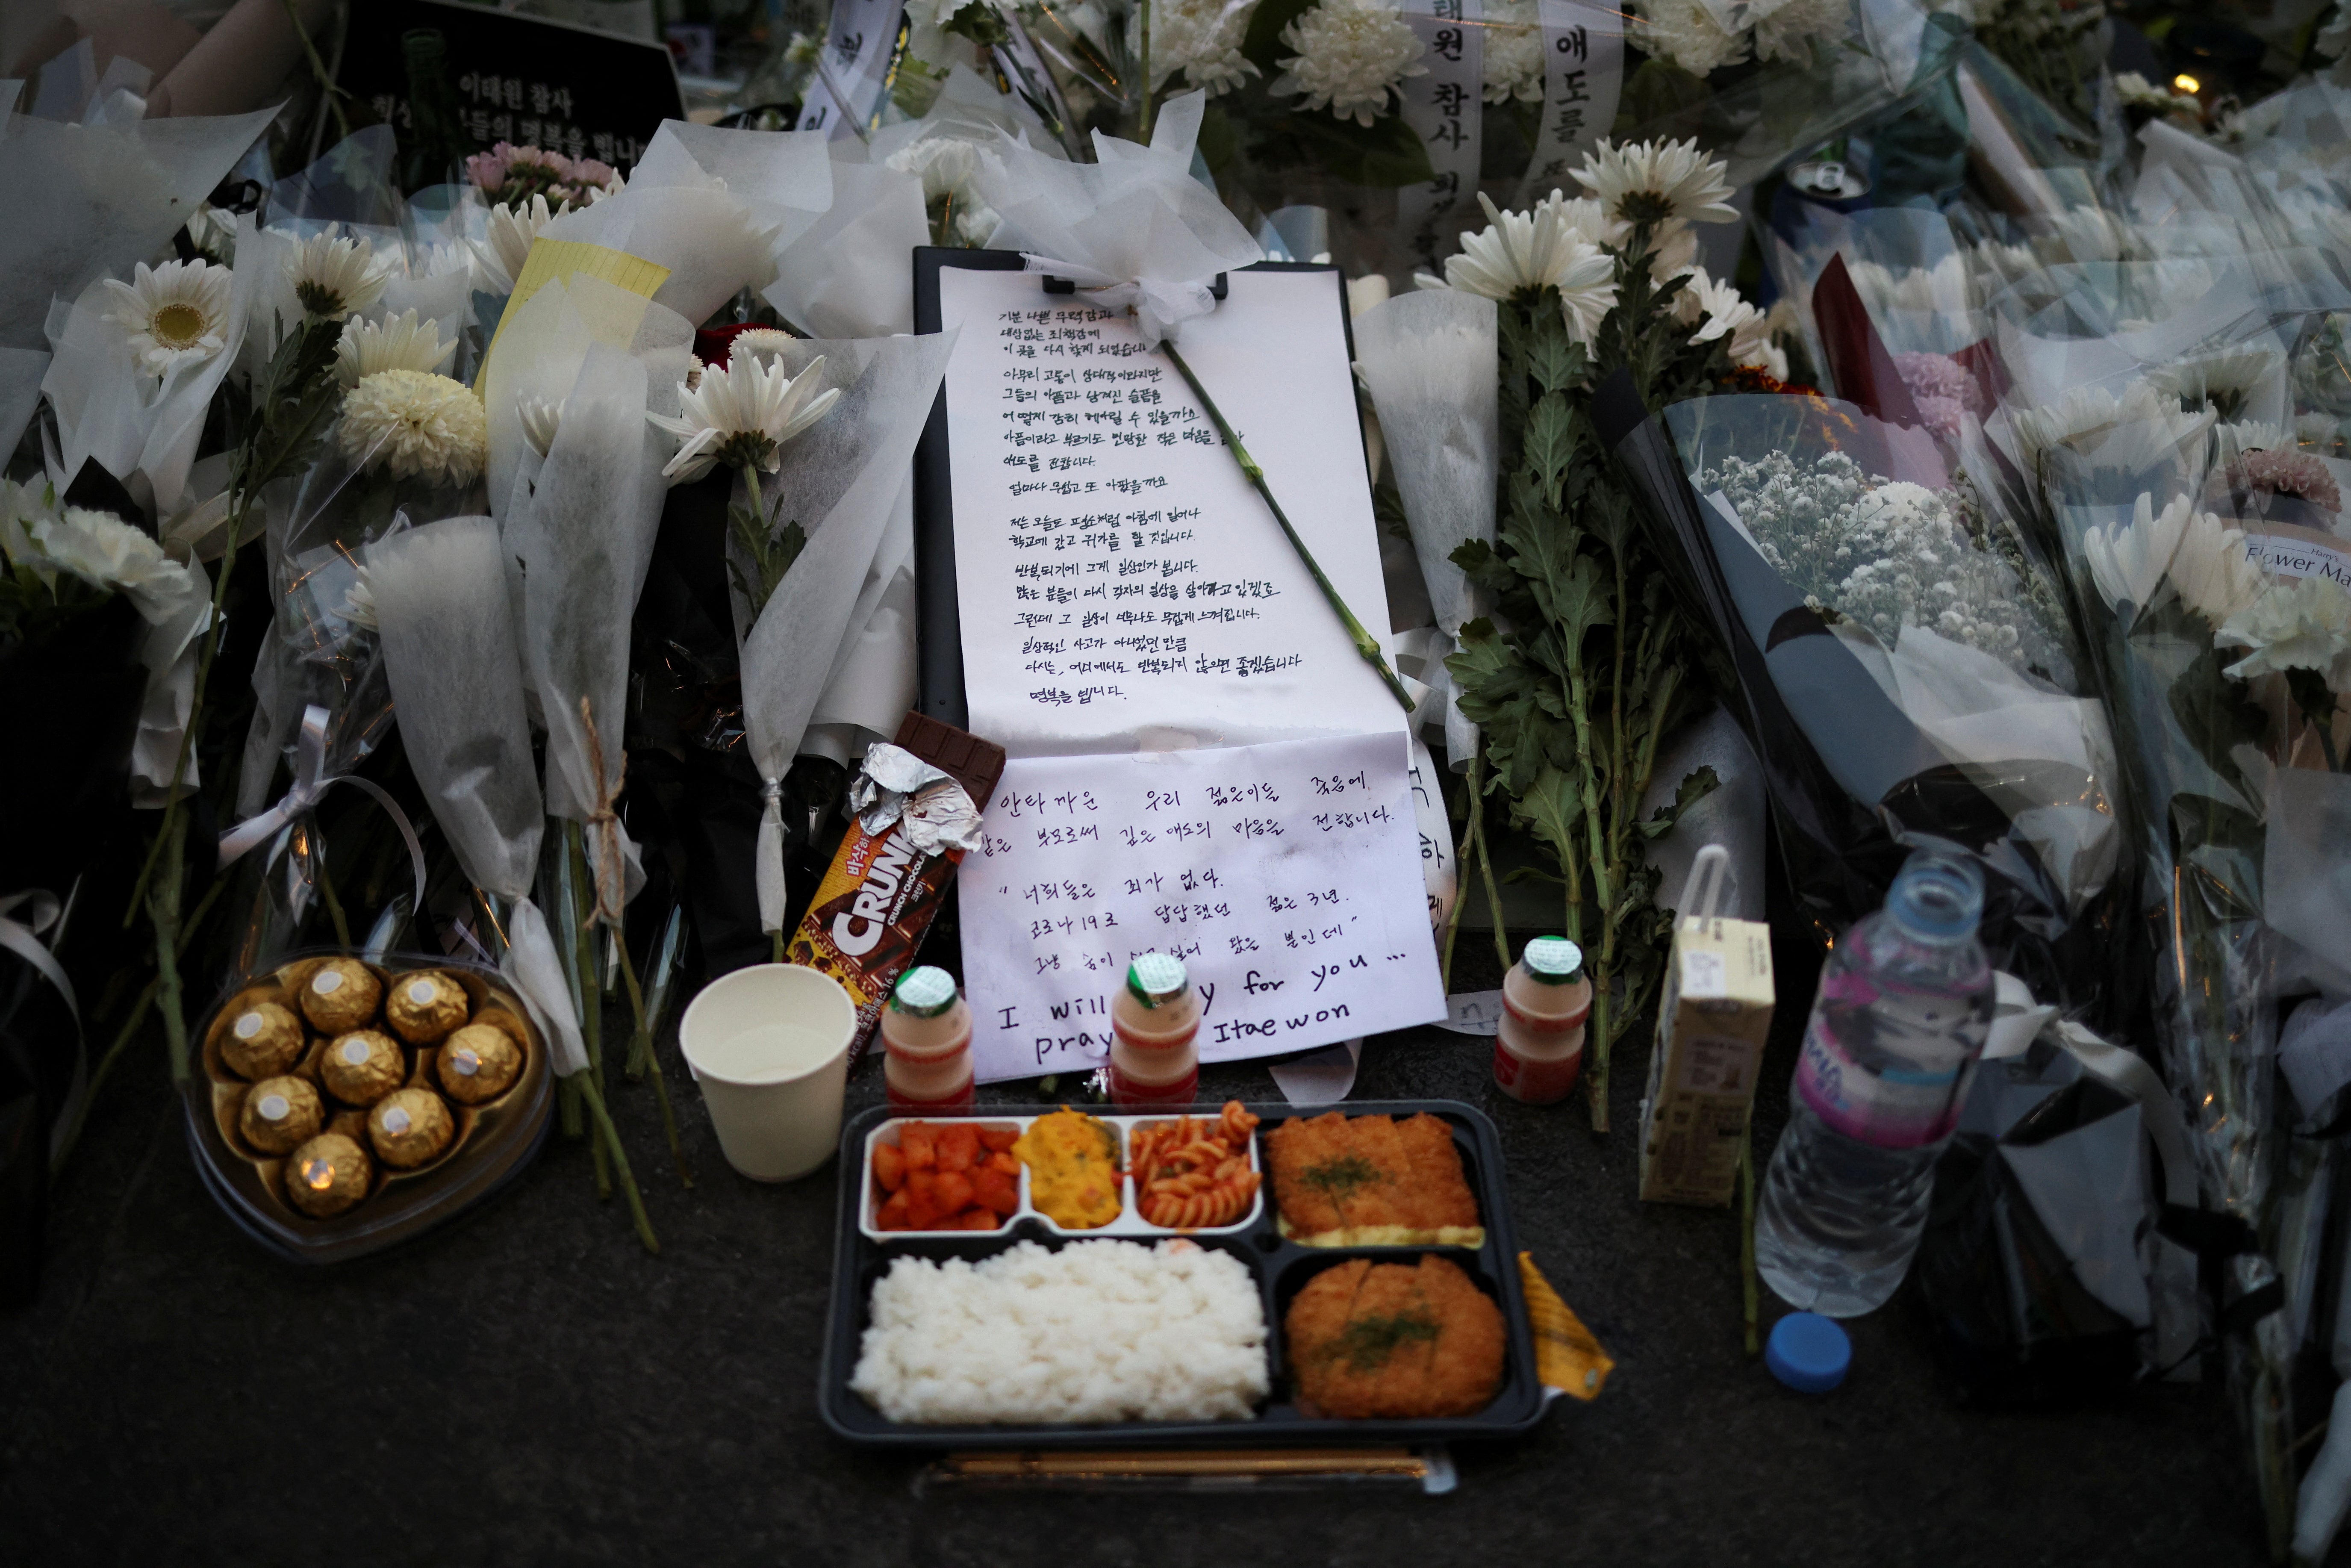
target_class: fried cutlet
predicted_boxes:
[1266,1111,1483,1244]
[1285,1255,1505,1418]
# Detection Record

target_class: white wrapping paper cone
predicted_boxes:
[1352,289,1497,636]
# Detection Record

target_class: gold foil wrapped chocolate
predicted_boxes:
[239,1075,324,1155]
[321,1030,406,1107]
[220,1000,305,1080]
[384,971,469,1044]
[298,958,381,1034]
[284,1133,372,1217]
[436,1023,522,1104]
[368,1087,455,1168]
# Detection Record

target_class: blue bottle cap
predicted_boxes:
[1765,1312,1851,1394]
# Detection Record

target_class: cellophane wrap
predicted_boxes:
[971,91,1261,347]
[736,333,957,933]
[0,103,276,352]
[365,515,585,1076]
[1352,288,1497,638]
[545,120,833,327]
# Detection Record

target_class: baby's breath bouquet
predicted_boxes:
[1420,138,1785,1131]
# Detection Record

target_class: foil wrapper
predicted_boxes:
[383,970,470,1044]
[321,1029,407,1107]
[221,1000,306,1080]
[284,1132,372,1218]
[239,1075,324,1155]
[299,958,382,1035]
[436,1023,522,1105]
[848,743,983,855]
[368,1086,455,1168]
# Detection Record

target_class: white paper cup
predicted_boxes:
[679,964,858,1182]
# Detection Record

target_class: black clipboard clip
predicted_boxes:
[1040,274,1228,300]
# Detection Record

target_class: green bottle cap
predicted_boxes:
[891,966,959,1017]
[1523,936,1585,984]
[1126,953,1189,1008]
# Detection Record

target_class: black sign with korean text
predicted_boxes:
[334,0,684,175]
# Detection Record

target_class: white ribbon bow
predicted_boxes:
[0,888,84,1160]
[1019,258,1220,349]
[217,704,428,920]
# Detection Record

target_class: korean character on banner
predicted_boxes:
[566,127,589,160]
[836,29,864,62]
[1428,170,1462,198]
[458,71,478,99]
[592,131,616,163]
[1433,81,1470,115]
[1428,120,1470,152]
[552,88,573,118]
[466,109,492,141]
[530,82,552,114]
[1557,24,1588,59]
[504,76,525,109]
[1432,24,1464,62]
[520,117,542,146]
[492,113,514,142]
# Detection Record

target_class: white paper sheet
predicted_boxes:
[938,265,1402,756]
[960,732,1447,1084]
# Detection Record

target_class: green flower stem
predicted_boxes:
[574,1068,660,1255]
[1159,339,1417,713]
[616,932,692,1188]
[566,822,611,1201]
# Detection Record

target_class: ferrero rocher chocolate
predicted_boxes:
[298,958,381,1034]
[220,1000,304,1080]
[239,1075,324,1155]
[436,1023,522,1104]
[284,1133,371,1217]
[321,1029,406,1106]
[368,1087,455,1168]
[384,971,469,1044]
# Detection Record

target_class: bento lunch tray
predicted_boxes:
[818,1099,1547,1448]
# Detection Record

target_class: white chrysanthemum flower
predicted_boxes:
[1675,266,1769,362]
[1273,0,1426,127]
[2010,380,2211,473]
[1482,0,1545,103]
[2218,576,2351,692]
[1753,0,1848,62]
[1629,0,1749,77]
[883,138,1006,245]
[339,369,487,487]
[728,328,800,367]
[25,506,199,624]
[1420,192,1619,342]
[2079,491,2260,625]
[101,259,233,374]
[2113,70,2201,118]
[518,394,564,459]
[1572,137,1738,233]
[1747,338,1791,382]
[648,355,843,483]
[1130,0,1264,94]
[336,309,456,389]
[285,228,392,322]
[2150,342,2286,423]
[472,194,570,295]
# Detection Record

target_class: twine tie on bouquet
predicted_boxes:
[0,889,85,1158]
[577,696,629,928]
[216,704,427,918]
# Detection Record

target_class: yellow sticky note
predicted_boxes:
[1519,1251,1615,1402]
[475,239,671,392]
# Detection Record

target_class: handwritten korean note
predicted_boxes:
[937,266,1401,756]
[961,733,1448,1083]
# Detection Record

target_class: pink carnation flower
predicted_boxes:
[1893,351,1986,418]
[2239,448,2343,513]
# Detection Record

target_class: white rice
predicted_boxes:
[848,1239,1271,1424]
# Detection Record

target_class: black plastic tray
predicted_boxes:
[818,1099,1546,1447]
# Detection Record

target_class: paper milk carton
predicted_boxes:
[1638,852,1775,1207]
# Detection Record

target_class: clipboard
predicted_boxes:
[909,250,1366,729]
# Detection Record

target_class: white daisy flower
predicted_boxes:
[336,309,457,389]
[1572,137,1738,232]
[648,355,843,484]
[285,228,392,322]
[473,193,570,295]
[1482,0,1546,103]
[339,369,488,487]
[1273,0,1427,128]
[2149,342,2286,424]
[186,203,239,264]
[2079,491,2261,625]
[101,259,234,374]
[1130,0,1264,95]
[2217,576,2351,692]
[1419,192,1619,342]
[340,565,380,631]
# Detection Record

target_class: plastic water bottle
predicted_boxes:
[1754,850,1995,1317]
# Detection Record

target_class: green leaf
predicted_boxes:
[1527,326,1585,398]
[1639,763,1720,840]
[2167,643,2269,796]
[941,0,1011,47]
[1522,395,1574,496]
[1511,765,1585,872]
